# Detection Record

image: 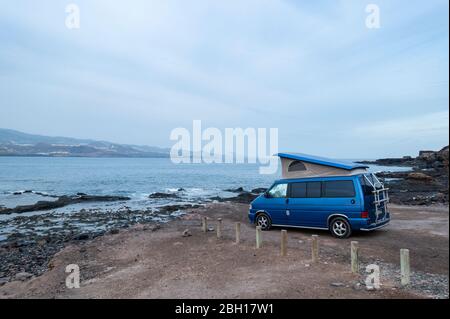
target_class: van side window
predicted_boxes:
[288,161,307,172]
[290,182,307,198]
[267,183,287,198]
[306,182,321,198]
[323,180,355,197]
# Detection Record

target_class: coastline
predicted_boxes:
[0,147,448,297]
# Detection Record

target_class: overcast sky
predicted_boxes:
[0,0,448,158]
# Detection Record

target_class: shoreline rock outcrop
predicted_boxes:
[0,194,131,215]
[363,146,448,205]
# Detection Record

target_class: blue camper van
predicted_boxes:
[248,153,390,238]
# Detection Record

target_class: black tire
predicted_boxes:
[255,213,272,230]
[329,217,352,238]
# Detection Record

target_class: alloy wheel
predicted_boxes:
[332,220,347,237]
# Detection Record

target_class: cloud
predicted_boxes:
[0,0,448,157]
[353,111,449,138]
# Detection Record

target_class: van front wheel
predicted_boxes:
[256,213,272,230]
[330,217,352,238]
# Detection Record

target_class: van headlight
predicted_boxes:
[249,204,253,210]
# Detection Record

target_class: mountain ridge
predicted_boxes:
[0,128,170,158]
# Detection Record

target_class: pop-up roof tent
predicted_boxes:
[277,153,369,179]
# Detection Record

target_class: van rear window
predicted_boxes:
[323,181,355,198]
[359,176,374,196]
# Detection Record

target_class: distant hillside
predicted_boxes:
[0,128,170,158]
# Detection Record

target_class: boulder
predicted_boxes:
[225,187,244,193]
[419,150,437,161]
[149,192,180,199]
[72,233,90,241]
[14,272,32,281]
[251,188,267,194]
[182,229,192,237]
[0,277,10,286]
[228,191,258,204]
[407,172,433,182]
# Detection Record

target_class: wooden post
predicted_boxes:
[351,241,359,274]
[280,230,287,256]
[202,217,207,233]
[311,235,319,262]
[400,249,410,286]
[217,218,222,239]
[235,222,241,244]
[256,226,262,249]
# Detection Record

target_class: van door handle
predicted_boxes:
[351,199,356,204]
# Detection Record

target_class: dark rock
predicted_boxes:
[91,231,105,238]
[209,196,225,202]
[14,272,32,281]
[251,188,267,194]
[149,192,180,199]
[407,172,434,182]
[150,224,161,231]
[72,233,90,241]
[225,187,244,193]
[182,229,192,237]
[227,191,258,204]
[109,229,120,235]
[0,194,131,215]
[0,277,10,286]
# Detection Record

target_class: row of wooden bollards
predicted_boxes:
[202,217,411,286]
[350,240,411,286]
[203,218,325,261]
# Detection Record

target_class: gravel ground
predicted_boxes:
[0,202,447,299]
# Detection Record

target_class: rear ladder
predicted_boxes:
[363,173,389,223]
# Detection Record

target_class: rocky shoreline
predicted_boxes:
[359,146,449,205]
[0,194,131,215]
[0,202,201,284]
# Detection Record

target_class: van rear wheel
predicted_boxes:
[330,217,352,238]
[256,213,272,230]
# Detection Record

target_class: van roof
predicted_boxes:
[276,152,369,170]
[274,174,362,183]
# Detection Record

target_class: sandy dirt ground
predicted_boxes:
[0,203,448,299]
